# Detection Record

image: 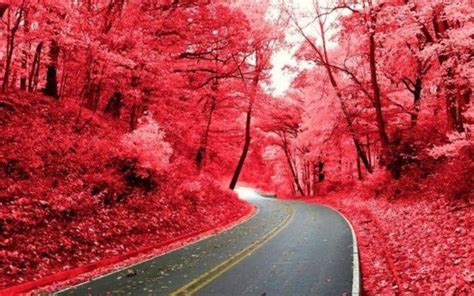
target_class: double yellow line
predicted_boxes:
[170,203,294,296]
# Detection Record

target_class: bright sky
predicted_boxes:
[268,0,337,97]
[269,47,299,97]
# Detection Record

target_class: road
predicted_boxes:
[57,192,357,296]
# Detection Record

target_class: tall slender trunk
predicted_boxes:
[2,6,24,93]
[312,162,318,196]
[20,9,29,91]
[288,171,297,196]
[290,7,373,174]
[229,105,252,190]
[322,51,373,173]
[401,64,424,127]
[304,161,311,195]
[28,42,43,92]
[356,152,363,180]
[443,66,464,132]
[365,134,371,167]
[59,52,68,98]
[282,135,304,196]
[433,13,465,132]
[20,49,27,90]
[197,38,220,169]
[318,159,325,182]
[59,73,68,98]
[320,17,373,174]
[2,13,12,92]
[410,3,466,132]
[196,98,216,168]
[368,8,390,147]
[44,40,60,99]
[104,91,122,118]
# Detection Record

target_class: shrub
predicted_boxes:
[121,113,172,173]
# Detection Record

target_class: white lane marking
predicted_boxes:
[316,204,361,296]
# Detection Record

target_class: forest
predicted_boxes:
[0,0,472,294]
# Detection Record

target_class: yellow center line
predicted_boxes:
[169,203,294,296]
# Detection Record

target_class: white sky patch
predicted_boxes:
[267,0,340,96]
[269,48,298,96]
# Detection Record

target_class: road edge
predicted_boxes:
[308,203,361,296]
[170,202,293,295]
[53,203,259,295]
[1,202,258,296]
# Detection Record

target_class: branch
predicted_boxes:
[401,77,415,94]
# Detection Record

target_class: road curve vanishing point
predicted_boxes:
[57,193,359,296]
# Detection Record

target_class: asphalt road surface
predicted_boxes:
[57,192,356,296]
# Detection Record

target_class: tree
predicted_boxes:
[229,0,277,190]
[284,1,374,174]
[2,1,25,93]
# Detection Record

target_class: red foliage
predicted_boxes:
[284,120,474,293]
[289,181,473,295]
[0,0,472,294]
[0,93,250,289]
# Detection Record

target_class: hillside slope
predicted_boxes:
[0,92,250,288]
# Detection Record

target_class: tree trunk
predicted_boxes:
[356,152,363,180]
[19,8,29,91]
[28,42,43,92]
[318,159,325,182]
[58,52,69,98]
[288,171,297,196]
[196,98,216,168]
[431,11,465,132]
[305,162,311,195]
[229,107,252,190]
[2,6,23,93]
[322,40,373,174]
[84,82,101,111]
[368,8,390,147]
[293,12,374,174]
[322,60,373,173]
[366,134,373,168]
[20,49,27,90]
[282,136,304,196]
[44,40,60,99]
[352,137,373,174]
[44,65,59,98]
[410,76,423,126]
[444,67,464,132]
[59,73,68,98]
[129,103,139,131]
[312,162,318,196]
[104,91,123,118]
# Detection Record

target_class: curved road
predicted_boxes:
[57,193,356,296]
